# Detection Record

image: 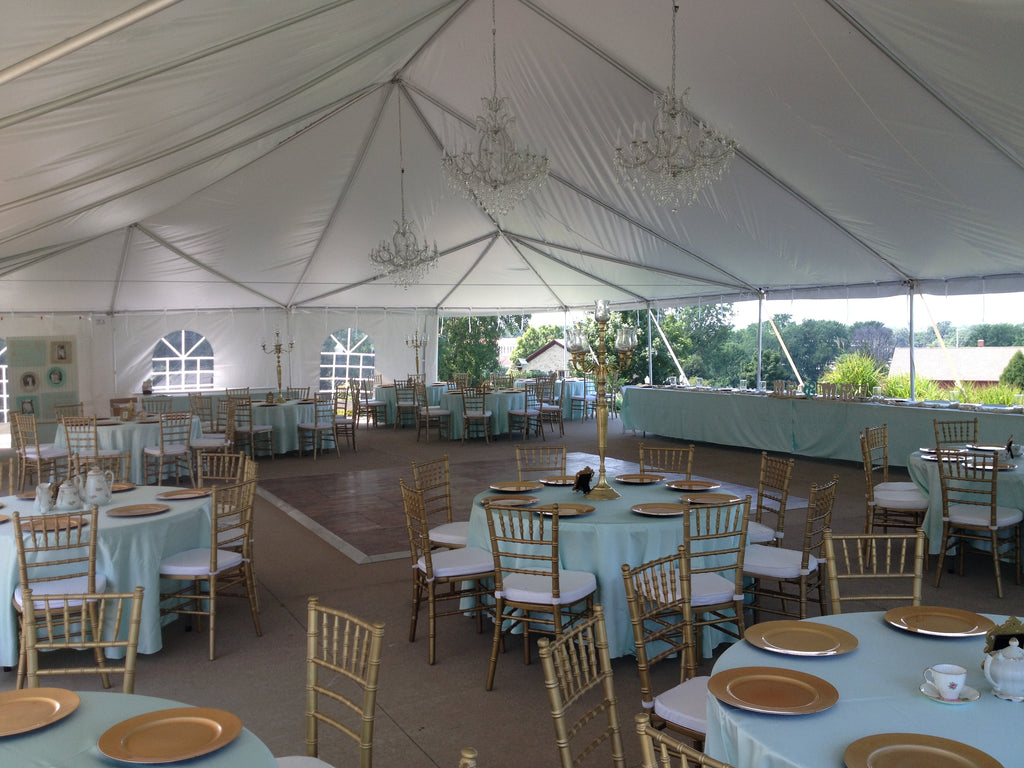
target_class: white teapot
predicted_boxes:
[983,636,1024,701]
[33,483,54,513]
[82,466,114,506]
[54,479,82,510]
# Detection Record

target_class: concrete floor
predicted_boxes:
[2,414,1014,767]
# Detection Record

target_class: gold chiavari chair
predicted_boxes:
[188,393,217,433]
[569,376,597,420]
[333,384,357,451]
[515,444,567,481]
[73,451,132,485]
[62,415,123,464]
[933,417,979,447]
[358,380,387,428]
[410,454,467,548]
[275,596,385,768]
[537,379,564,437]
[508,381,544,441]
[461,387,493,443]
[297,392,338,460]
[415,381,450,443]
[196,451,248,488]
[823,528,926,612]
[0,456,16,496]
[190,397,236,464]
[537,605,625,768]
[285,386,310,400]
[638,442,695,478]
[9,411,69,491]
[53,402,84,420]
[634,713,736,768]
[861,424,929,535]
[746,452,794,545]
[141,396,173,414]
[393,381,417,430]
[143,411,194,486]
[232,397,274,459]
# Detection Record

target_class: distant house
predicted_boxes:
[889,344,1024,387]
[525,340,568,373]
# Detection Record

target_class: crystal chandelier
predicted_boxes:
[370,93,439,288]
[614,1,736,210]
[441,0,548,217]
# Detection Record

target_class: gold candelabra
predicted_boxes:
[261,329,294,402]
[406,331,428,379]
[566,300,638,500]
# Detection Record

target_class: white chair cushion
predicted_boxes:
[746,520,777,543]
[498,570,596,605]
[334,417,355,425]
[191,437,230,450]
[874,488,928,509]
[876,481,923,494]
[275,757,334,768]
[428,521,469,547]
[744,544,816,579]
[691,571,742,606]
[144,444,188,457]
[416,545,492,579]
[419,408,450,416]
[653,676,709,734]
[14,573,108,609]
[465,410,493,418]
[160,547,243,576]
[947,504,1023,528]
[297,421,334,430]
[24,445,68,460]
[238,425,273,434]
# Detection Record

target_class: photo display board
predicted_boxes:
[8,337,79,419]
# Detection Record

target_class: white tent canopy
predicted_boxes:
[1,0,1023,318]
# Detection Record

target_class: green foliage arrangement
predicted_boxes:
[820,352,882,391]
[999,350,1024,390]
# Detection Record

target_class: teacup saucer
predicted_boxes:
[919,681,979,704]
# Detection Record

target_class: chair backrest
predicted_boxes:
[62,415,100,458]
[860,424,890,495]
[462,387,487,415]
[453,372,472,389]
[286,386,310,400]
[395,382,416,405]
[634,713,735,768]
[795,475,841,570]
[516,444,567,480]
[74,451,131,484]
[823,528,926,613]
[523,381,542,410]
[400,479,437,575]
[225,387,250,400]
[638,443,694,478]
[0,457,15,496]
[621,545,696,709]
[209,479,258,568]
[410,455,452,526]
[142,396,173,414]
[485,501,562,599]
[537,605,625,768]
[682,496,750,626]
[13,507,100,598]
[22,586,144,693]
[937,450,999,525]
[303,595,385,768]
[231,396,255,431]
[198,451,248,487]
[413,381,430,409]
[54,402,84,420]
[535,379,555,406]
[188,393,216,433]
[934,417,979,447]
[313,391,336,423]
[158,411,193,449]
[754,452,794,535]
[10,411,41,452]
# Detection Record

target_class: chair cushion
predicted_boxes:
[743,544,817,579]
[419,408,451,416]
[297,421,334,430]
[498,570,596,605]
[275,757,334,768]
[746,520,777,543]
[429,521,469,547]
[160,547,244,576]
[417,545,492,579]
[874,487,928,509]
[947,504,1024,528]
[144,444,188,457]
[191,437,230,450]
[653,676,709,734]
[876,481,922,495]
[691,571,742,606]
[465,410,493,418]
[14,574,108,609]
[24,445,68,460]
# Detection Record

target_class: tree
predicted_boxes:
[437,316,513,382]
[1000,350,1024,390]
[510,324,564,363]
[850,321,896,369]
[965,323,1024,347]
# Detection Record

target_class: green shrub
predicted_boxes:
[820,352,882,392]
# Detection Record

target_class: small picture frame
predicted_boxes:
[984,616,1024,654]
[50,340,72,364]
[20,371,39,392]
[46,366,65,388]
[17,395,37,415]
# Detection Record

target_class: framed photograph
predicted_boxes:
[16,395,37,415]
[46,366,65,388]
[50,340,72,364]
[20,371,39,392]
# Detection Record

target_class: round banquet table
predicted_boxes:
[0,486,214,667]
[0,690,275,767]
[907,450,1024,555]
[52,416,204,485]
[250,399,314,454]
[440,389,525,439]
[705,611,1011,768]
[374,383,447,425]
[466,477,754,658]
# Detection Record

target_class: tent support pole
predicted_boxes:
[908,282,916,402]
[647,309,653,384]
[756,292,764,387]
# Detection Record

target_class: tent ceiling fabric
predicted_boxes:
[0,0,1021,315]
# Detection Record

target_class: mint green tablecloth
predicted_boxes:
[466,478,753,658]
[621,386,1023,465]
[53,417,204,485]
[440,390,525,439]
[706,611,1010,768]
[0,486,213,667]
[0,691,274,767]
[374,384,447,425]
[250,399,313,454]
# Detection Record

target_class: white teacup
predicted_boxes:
[924,663,967,701]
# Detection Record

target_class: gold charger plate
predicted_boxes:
[614,473,664,484]
[534,503,595,517]
[98,706,243,764]
[745,620,858,656]
[844,733,1003,768]
[0,687,80,737]
[708,666,838,715]
[96,419,121,426]
[679,492,741,506]
[21,515,88,531]
[17,491,35,500]
[665,479,721,492]
[155,489,212,500]
[539,475,576,486]
[884,606,995,637]
[112,482,136,493]
[107,504,171,518]
[0,514,8,524]
[483,494,539,507]
[631,502,687,517]
[489,481,544,493]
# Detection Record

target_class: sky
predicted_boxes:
[532,292,1024,332]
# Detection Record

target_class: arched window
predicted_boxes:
[150,330,214,392]
[320,328,375,391]
[0,337,7,421]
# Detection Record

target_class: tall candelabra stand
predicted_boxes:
[261,329,294,402]
[566,301,638,500]
[406,331,428,379]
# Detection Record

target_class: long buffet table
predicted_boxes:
[621,386,1023,466]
